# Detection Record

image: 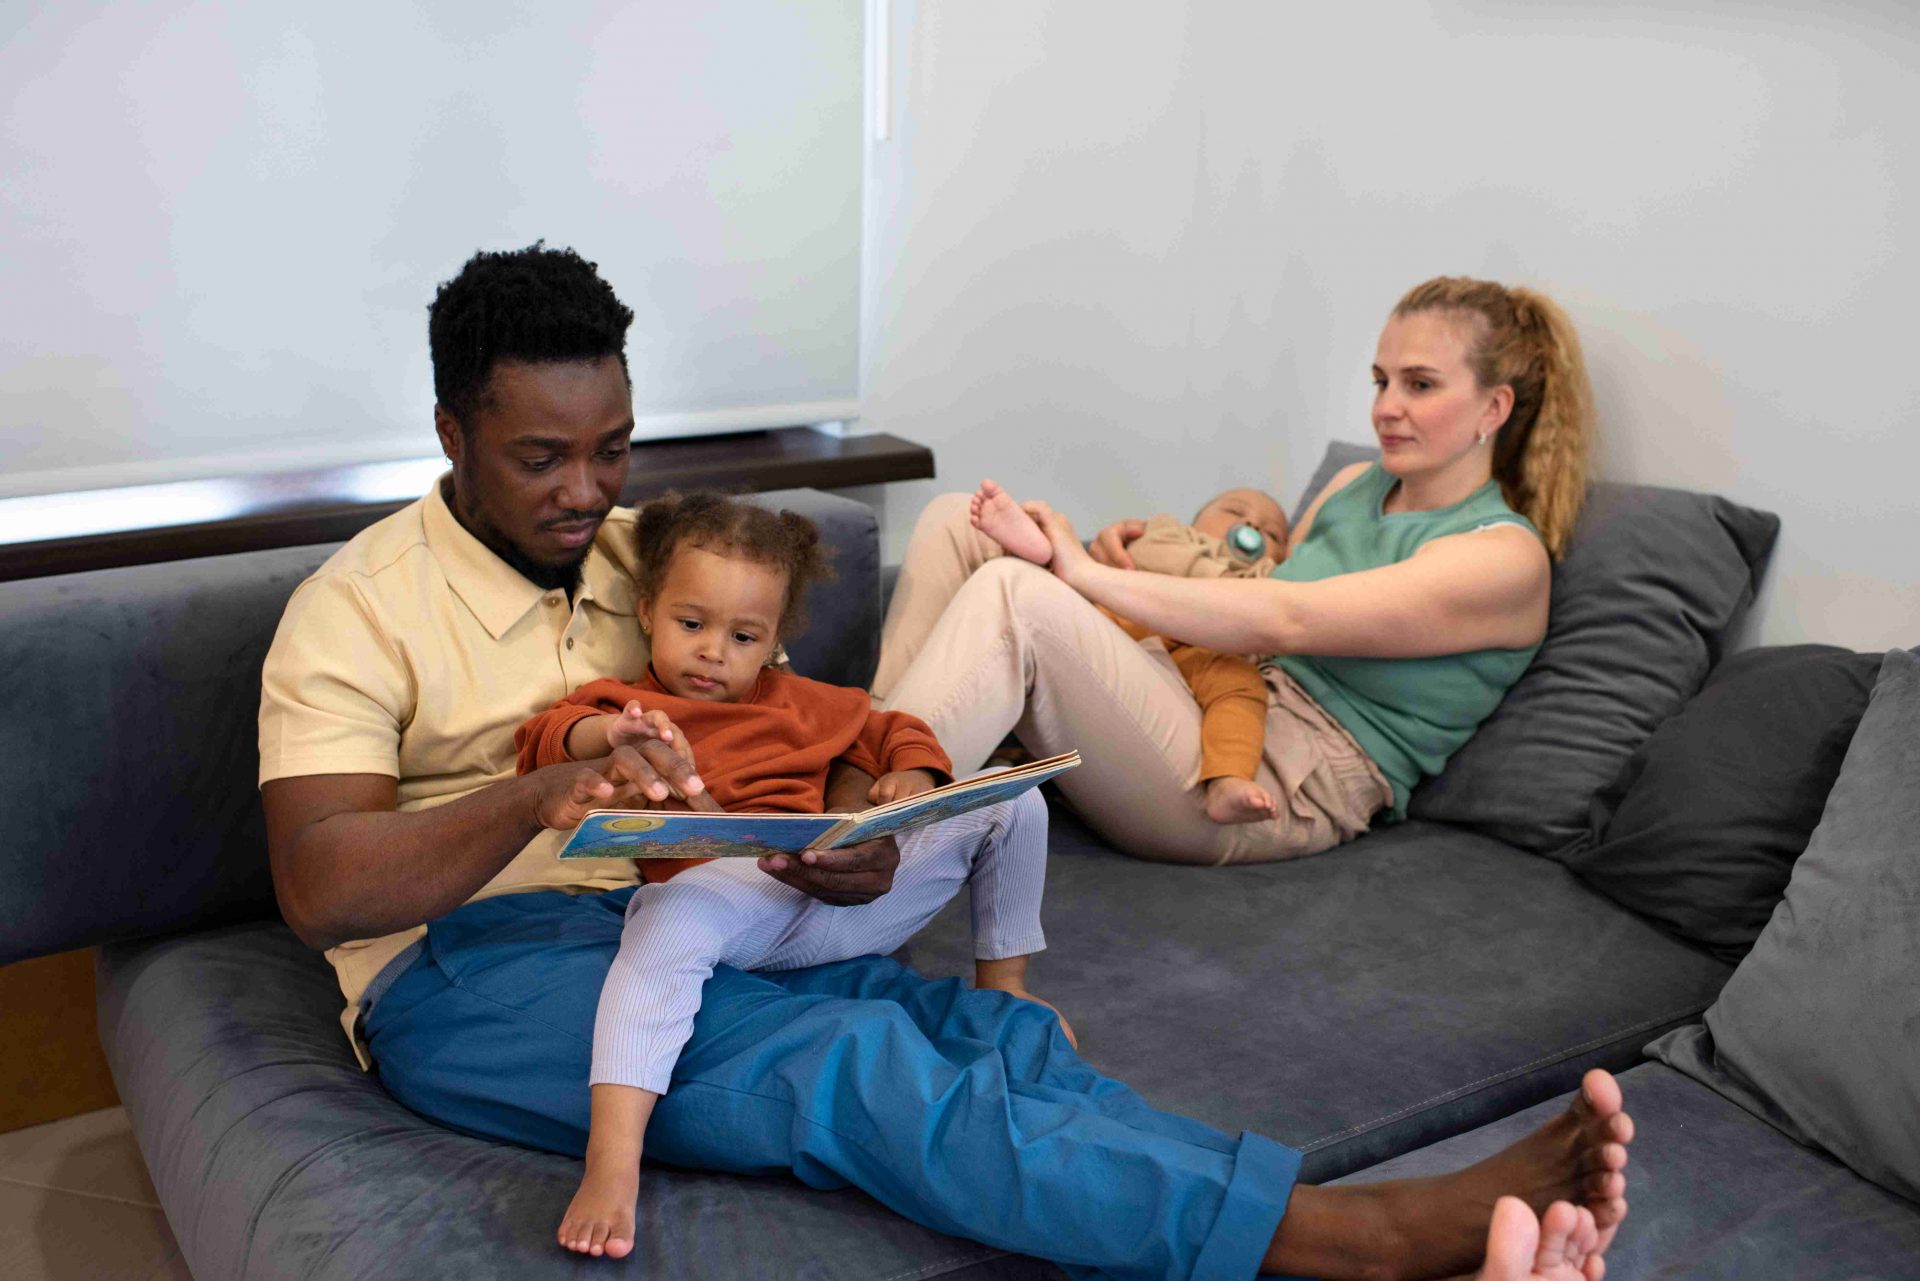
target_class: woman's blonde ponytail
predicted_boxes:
[1393,278,1595,559]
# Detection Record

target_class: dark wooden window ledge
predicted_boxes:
[0,428,932,583]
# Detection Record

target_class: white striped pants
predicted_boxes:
[590,789,1050,1093]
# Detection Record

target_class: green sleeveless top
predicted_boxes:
[1269,463,1542,820]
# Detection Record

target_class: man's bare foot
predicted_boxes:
[1204,776,1278,824]
[979,980,1079,1049]
[1477,1198,1605,1281]
[1265,1070,1631,1280]
[557,1152,639,1259]
[970,479,1054,565]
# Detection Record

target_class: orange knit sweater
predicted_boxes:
[515,668,953,881]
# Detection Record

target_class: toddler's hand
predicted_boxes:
[868,768,938,805]
[607,702,680,753]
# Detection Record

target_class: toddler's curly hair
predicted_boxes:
[631,491,836,639]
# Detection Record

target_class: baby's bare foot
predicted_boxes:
[557,1153,639,1259]
[1477,1198,1605,1281]
[971,479,1054,565]
[1204,776,1278,825]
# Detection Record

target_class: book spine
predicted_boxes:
[808,816,858,850]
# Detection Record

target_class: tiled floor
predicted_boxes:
[0,1108,192,1281]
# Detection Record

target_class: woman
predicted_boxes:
[873,276,1593,865]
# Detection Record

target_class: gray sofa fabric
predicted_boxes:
[0,487,878,966]
[904,811,1731,1182]
[1650,646,1920,1203]
[1336,1063,1920,1279]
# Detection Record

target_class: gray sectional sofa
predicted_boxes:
[3,466,1915,1279]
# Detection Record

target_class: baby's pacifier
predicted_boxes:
[1226,522,1267,562]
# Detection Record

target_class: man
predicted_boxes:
[261,243,1632,1279]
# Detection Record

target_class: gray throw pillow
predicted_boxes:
[1289,442,1779,857]
[1405,480,1777,855]
[1650,647,1920,1202]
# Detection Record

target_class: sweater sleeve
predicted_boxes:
[513,677,646,776]
[1127,513,1276,580]
[846,707,954,784]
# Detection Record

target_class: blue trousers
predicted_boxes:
[366,887,1300,1281]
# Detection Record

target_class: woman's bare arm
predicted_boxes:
[1030,503,1550,659]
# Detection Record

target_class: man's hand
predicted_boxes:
[1089,517,1148,570]
[756,838,902,907]
[756,759,900,905]
[530,731,714,831]
[868,768,938,805]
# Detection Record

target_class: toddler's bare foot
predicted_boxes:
[557,1152,639,1259]
[1205,776,1278,824]
[1477,1198,1605,1281]
[980,980,1079,1049]
[970,479,1054,565]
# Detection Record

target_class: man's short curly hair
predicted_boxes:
[428,242,635,427]
[632,491,836,640]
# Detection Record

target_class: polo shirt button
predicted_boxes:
[546,595,563,607]
[565,637,575,649]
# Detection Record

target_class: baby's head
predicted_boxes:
[1193,487,1289,562]
[631,492,834,702]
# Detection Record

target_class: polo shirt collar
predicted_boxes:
[424,477,570,640]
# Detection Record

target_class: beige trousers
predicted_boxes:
[873,493,1393,866]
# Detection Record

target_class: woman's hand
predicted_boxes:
[1021,501,1099,591]
[1088,517,1148,570]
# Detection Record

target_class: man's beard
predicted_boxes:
[497,538,588,594]
[445,475,594,593]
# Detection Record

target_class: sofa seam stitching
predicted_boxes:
[1298,1002,1707,1150]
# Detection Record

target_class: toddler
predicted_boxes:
[970,479,1289,825]
[515,491,1069,1260]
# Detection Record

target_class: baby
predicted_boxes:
[515,491,1070,1260]
[970,479,1290,825]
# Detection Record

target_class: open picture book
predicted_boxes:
[557,751,1081,860]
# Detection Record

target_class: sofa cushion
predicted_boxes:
[1335,1062,1920,1279]
[1291,443,1780,859]
[1561,644,1883,962]
[0,488,877,965]
[97,921,1045,1281]
[906,808,1732,1181]
[1650,646,1920,1203]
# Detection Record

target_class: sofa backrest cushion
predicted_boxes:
[1562,644,1883,962]
[1291,442,1779,857]
[0,487,877,964]
[1650,646,1920,1203]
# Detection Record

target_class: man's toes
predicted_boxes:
[1578,1070,1623,1122]
[1582,1169,1625,1201]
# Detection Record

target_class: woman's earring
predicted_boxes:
[1477,431,1490,446]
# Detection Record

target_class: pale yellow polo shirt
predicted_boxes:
[259,477,651,1065]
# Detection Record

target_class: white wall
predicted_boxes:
[856,1,1920,650]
